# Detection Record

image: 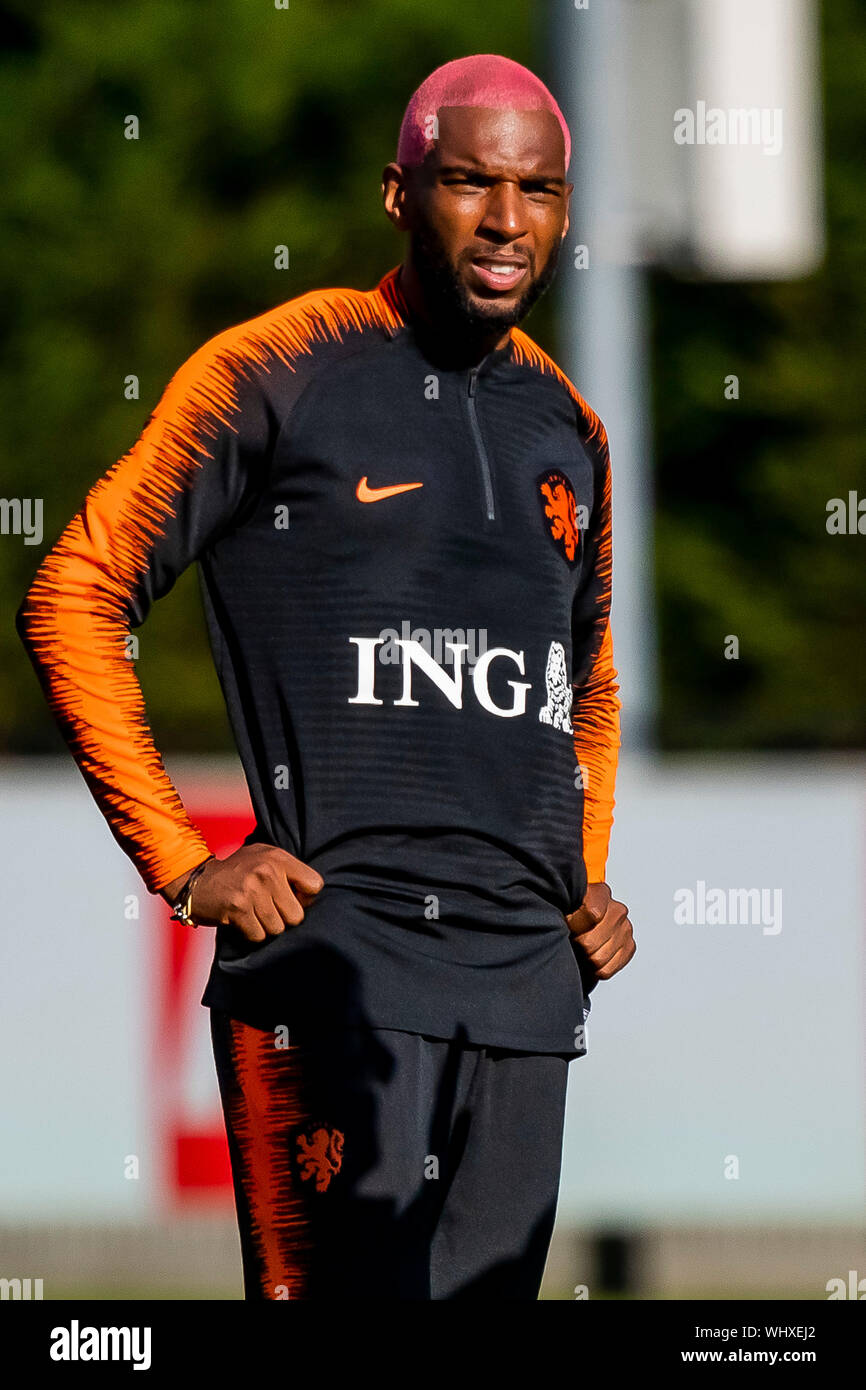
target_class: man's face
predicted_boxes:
[400,105,572,337]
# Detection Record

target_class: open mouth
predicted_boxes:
[469,257,529,293]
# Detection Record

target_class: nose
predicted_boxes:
[477,181,527,241]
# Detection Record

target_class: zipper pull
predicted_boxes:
[468,368,479,397]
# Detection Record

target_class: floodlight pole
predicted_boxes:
[548,0,658,752]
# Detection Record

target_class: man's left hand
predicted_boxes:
[565,882,635,981]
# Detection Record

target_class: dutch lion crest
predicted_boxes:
[293,1123,345,1193]
[538,640,573,734]
[536,469,583,566]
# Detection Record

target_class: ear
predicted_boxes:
[561,182,574,241]
[382,163,414,232]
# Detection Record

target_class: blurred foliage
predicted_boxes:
[650,0,866,748]
[2,0,863,754]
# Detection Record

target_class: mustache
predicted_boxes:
[410,229,561,332]
[464,247,534,272]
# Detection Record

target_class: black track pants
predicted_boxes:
[210,1008,574,1300]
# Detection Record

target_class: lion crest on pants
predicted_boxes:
[294,1123,345,1193]
[538,641,573,734]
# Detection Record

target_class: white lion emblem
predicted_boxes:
[538,640,573,734]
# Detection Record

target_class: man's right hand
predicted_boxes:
[160,844,325,943]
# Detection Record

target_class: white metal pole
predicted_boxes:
[548,0,658,750]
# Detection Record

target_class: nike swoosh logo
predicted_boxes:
[356,476,424,503]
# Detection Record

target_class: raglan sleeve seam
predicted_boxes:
[571,415,621,885]
[14,334,272,896]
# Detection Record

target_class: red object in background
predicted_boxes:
[150,804,255,1209]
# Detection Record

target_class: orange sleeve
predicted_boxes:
[571,431,621,883]
[15,331,270,895]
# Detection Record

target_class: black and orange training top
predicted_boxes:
[16,265,620,1055]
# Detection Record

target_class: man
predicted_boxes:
[16,53,634,1300]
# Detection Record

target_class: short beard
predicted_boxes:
[409,222,561,345]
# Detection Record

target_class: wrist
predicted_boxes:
[167,855,215,926]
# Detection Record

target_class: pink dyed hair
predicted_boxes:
[397,54,571,172]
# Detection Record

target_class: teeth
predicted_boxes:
[482,263,520,275]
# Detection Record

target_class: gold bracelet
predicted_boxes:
[169,856,214,928]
